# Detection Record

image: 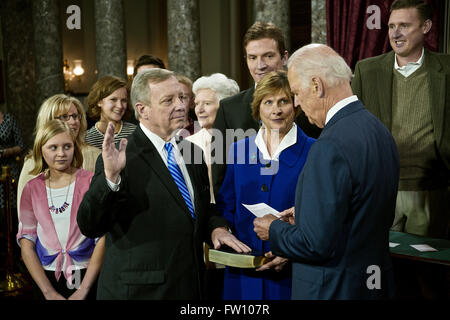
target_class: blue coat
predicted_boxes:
[269,100,399,300]
[216,127,315,300]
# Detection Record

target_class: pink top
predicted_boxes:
[17,168,94,281]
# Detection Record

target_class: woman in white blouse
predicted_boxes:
[186,73,240,203]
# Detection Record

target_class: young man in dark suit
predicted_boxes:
[254,44,399,299]
[77,68,250,300]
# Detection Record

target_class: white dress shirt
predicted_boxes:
[394,47,424,78]
[325,95,359,126]
[255,123,298,161]
[107,123,195,210]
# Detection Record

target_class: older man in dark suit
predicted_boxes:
[254,44,399,299]
[77,68,250,300]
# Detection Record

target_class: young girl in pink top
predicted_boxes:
[17,120,105,300]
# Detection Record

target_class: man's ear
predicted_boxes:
[422,19,432,34]
[281,50,289,67]
[135,103,147,119]
[311,77,325,98]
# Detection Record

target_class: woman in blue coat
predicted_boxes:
[216,70,315,300]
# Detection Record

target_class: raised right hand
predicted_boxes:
[102,122,128,182]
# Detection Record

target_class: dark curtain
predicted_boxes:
[327,0,440,70]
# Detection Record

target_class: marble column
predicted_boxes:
[32,0,65,108]
[253,0,290,51]
[1,0,37,150]
[167,0,201,81]
[94,0,127,80]
[311,0,327,44]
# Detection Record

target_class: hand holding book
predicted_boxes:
[255,251,289,272]
[208,246,289,269]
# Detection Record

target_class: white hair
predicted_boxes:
[192,73,240,101]
[287,44,353,89]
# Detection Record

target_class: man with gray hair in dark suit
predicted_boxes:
[77,68,250,300]
[254,44,399,299]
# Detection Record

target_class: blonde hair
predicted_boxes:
[30,120,83,175]
[251,70,300,122]
[36,94,87,148]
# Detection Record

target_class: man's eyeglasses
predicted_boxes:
[55,113,82,121]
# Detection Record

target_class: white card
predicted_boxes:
[410,244,438,252]
[242,203,281,218]
[389,242,400,248]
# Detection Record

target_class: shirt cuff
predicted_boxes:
[17,234,36,247]
[106,175,121,192]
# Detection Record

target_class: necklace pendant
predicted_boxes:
[49,202,70,214]
[48,172,73,214]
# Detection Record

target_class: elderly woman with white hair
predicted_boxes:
[187,73,240,203]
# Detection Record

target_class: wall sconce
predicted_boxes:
[127,60,135,79]
[63,59,84,93]
[63,59,73,92]
[72,60,85,77]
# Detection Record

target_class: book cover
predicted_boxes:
[207,245,270,268]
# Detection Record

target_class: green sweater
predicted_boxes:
[391,64,440,190]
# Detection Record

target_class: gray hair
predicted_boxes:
[131,68,174,119]
[192,73,240,101]
[287,44,353,89]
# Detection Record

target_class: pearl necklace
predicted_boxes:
[48,171,74,214]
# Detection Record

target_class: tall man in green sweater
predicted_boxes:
[352,0,450,238]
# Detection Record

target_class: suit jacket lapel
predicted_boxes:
[133,127,192,216]
[376,51,394,131]
[425,49,445,145]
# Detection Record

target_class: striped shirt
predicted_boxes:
[85,121,136,149]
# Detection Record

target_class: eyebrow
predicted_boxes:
[248,50,277,56]
[46,143,72,147]
[388,21,411,26]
